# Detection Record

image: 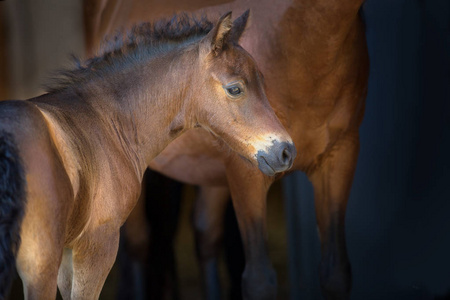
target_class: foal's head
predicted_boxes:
[190,11,296,176]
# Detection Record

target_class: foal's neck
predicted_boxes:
[85,45,198,177]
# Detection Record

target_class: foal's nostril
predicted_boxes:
[282,148,291,165]
[278,142,296,169]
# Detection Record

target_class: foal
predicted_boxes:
[0,12,295,299]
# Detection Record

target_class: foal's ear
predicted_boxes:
[204,11,233,56]
[228,9,250,43]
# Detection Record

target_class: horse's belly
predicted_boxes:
[149,129,228,186]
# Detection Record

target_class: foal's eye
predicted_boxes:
[227,86,241,95]
[223,82,245,99]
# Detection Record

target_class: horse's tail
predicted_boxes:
[0,131,26,299]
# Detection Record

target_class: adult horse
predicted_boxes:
[0,12,296,299]
[84,0,369,299]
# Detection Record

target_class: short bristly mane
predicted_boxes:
[46,14,213,93]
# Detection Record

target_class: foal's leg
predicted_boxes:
[192,185,230,300]
[70,228,120,300]
[224,155,276,300]
[308,133,359,300]
[57,248,73,299]
[16,215,64,300]
[15,158,71,300]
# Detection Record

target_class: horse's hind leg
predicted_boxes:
[192,185,230,299]
[15,204,65,300]
[16,245,62,300]
[16,237,63,300]
[15,176,69,299]
[308,133,359,300]
[70,228,120,300]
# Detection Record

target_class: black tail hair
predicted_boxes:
[0,131,26,299]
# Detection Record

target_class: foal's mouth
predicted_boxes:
[255,140,296,176]
[257,155,276,176]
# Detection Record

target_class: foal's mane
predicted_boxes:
[47,14,213,93]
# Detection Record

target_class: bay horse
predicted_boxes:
[0,11,296,299]
[84,0,369,299]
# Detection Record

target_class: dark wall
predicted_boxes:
[283,0,450,299]
[0,0,84,100]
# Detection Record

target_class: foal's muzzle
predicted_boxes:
[257,141,297,176]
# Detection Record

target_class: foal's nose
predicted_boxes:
[257,141,297,176]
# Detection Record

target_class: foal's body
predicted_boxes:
[1,95,139,298]
[85,0,369,299]
[0,13,295,299]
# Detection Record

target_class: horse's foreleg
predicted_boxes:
[192,185,230,300]
[225,155,276,300]
[71,228,120,300]
[309,133,359,300]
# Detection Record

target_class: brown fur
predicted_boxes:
[84,0,369,299]
[0,12,295,300]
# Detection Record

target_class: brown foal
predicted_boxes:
[0,12,296,300]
